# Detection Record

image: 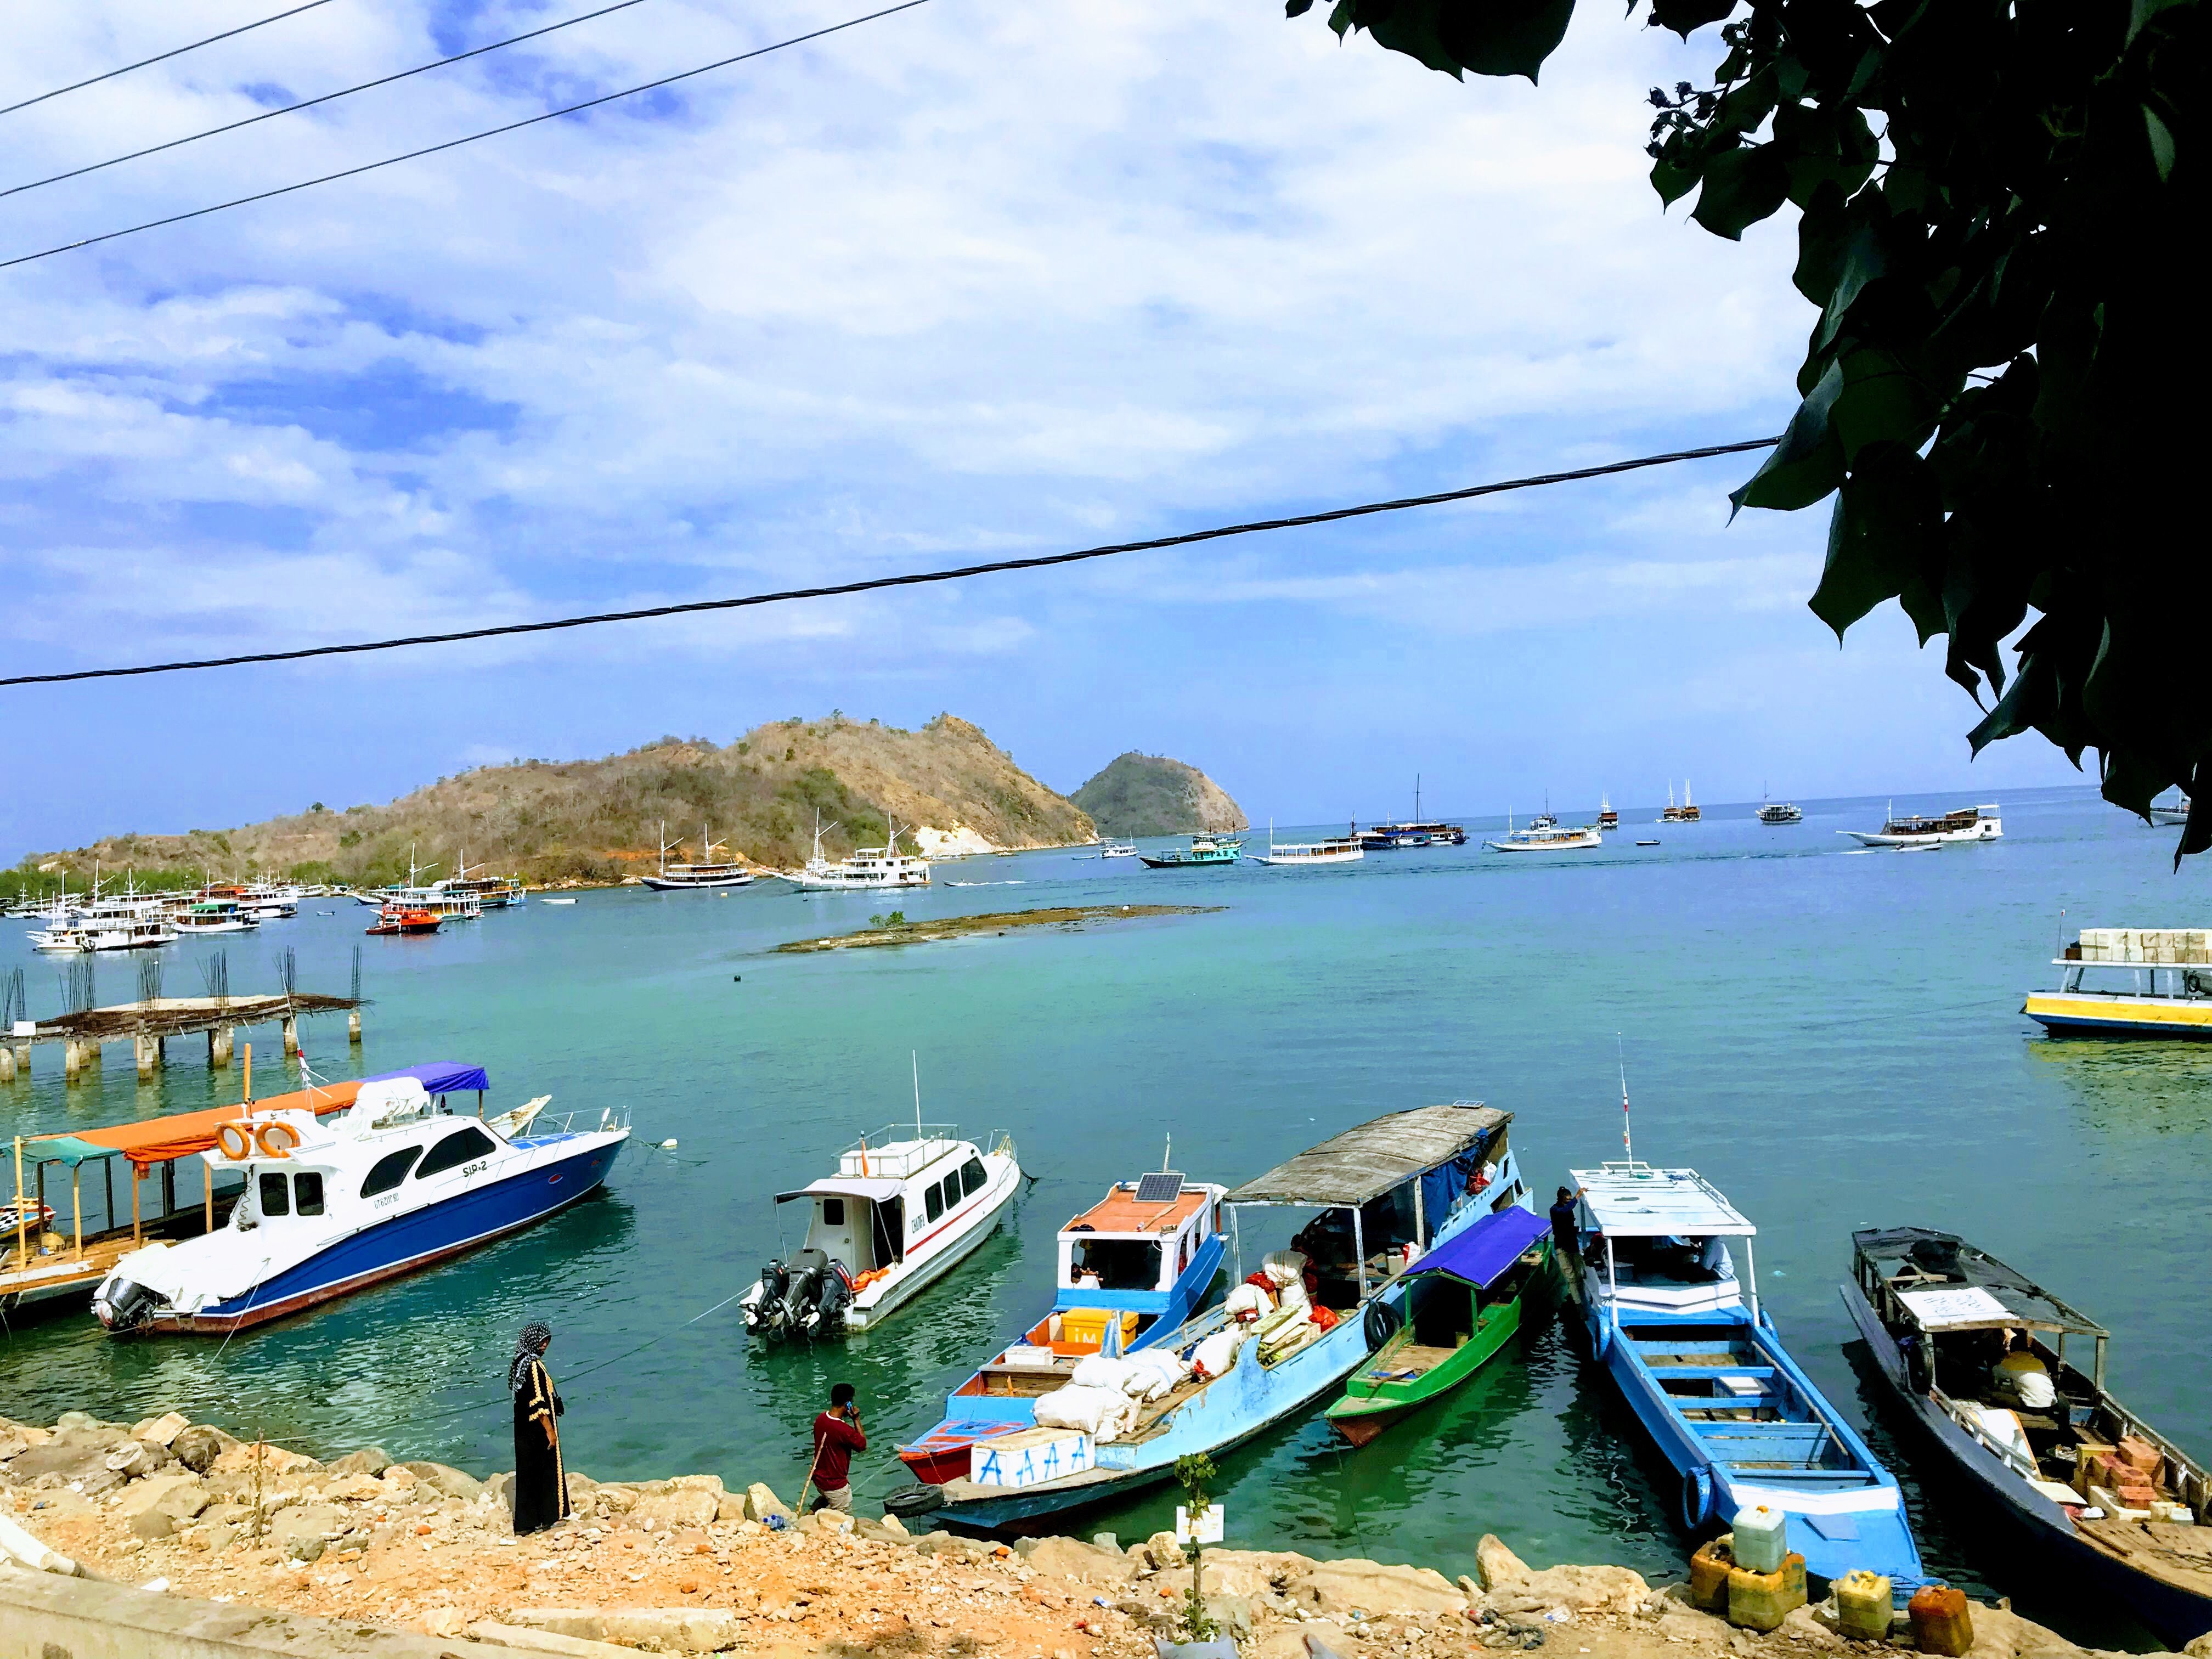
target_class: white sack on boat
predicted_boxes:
[1261,1250,1308,1288]
[1274,1276,1311,1315]
[1035,1384,1138,1443]
[1224,1283,1273,1322]
[1192,1329,1244,1379]
[1124,1348,1187,1401]
[1072,1356,1147,1396]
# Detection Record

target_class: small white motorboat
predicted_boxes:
[744,1109,1020,1338]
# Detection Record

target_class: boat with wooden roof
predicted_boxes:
[2023,929,2212,1039]
[1564,1163,1925,1592]
[896,1167,1228,1486]
[1325,1203,1553,1446]
[1844,1228,2211,1645]
[913,1103,1533,1531]
[1839,803,2002,848]
[1485,812,1601,853]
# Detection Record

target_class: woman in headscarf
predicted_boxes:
[509,1321,568,1534]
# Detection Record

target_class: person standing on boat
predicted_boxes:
[809,1383,866,1513]
[1549,1186,1584,1261]
[510,1321,569,1534]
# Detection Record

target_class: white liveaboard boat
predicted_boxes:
[1102,839,1139,859]
[641,823,756,890]
[27,897,179,952]
[1256,822,1364,866]
[1486,812,1602,853]
[788,814,932,892]
[744,1116,1020,1337]
[1839,804,2002,848]
[91,1065,628,1335]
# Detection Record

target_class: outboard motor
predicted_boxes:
[92,1277,163,1334]
[742,1259,794,1339]
[801,1259,852,1339]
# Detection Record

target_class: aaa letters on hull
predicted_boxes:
[970,1427,1092,1488]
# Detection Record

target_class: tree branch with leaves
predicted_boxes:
[1291,0,2208,860]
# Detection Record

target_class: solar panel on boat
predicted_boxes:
[1134,1172,1184,1204]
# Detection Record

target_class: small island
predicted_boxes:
[775,902,1223,952]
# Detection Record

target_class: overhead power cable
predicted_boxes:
[0,1,337,120]
[4,0,654,202]
[0,437,1779,689]
[0,0,934,274]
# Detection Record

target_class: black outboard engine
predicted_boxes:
[93,1277,163,1334]
[802,1259,852,1339]
[742,1259,794,1339]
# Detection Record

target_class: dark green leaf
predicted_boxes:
[1690,143,1789,239]
[1649,0,1737,37]
[1807,449,1942,636]
[1733,360,1846,513]
[1438,0,1577,81]
[2143,105,2175,182]
[1286,0,1315,16]
[1832,349,1940,462]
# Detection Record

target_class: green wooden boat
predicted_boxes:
[1138,835,1243,868]
[1327,1205,1554,1447]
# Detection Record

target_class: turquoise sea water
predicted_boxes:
[3,785,2205,1647]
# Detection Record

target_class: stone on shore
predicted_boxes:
[327,1445,393,1477]
[169,1424,239,1472]
[740,1481,793,1523]
[129,1411,192,1447]
[1488,1560,1651,1616]
[399,1459,484,1500]
[209,1440,319,1476]
[504,1606,747,1653]
[1018,1533,1139,1583]
[1476,1532,1530,1589]
[1291,1558,1470,1617]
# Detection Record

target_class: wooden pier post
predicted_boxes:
[73,1166,83,1261]
[12,1137,24,1272]
[348,1009,362,1045]
[208,1025,233,1067]
[131,1166,141,1247]
[281,1015,299,1056]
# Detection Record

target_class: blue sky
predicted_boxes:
[0,0,2094,854]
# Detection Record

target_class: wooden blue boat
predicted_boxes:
[896,1174,1228,1485]
[1137,836,1242,868]
[1565,1163,1925,1591]
[924,1104,1536,1531]
[1843,1228,2212,1645]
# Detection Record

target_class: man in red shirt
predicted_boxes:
[810,1383,866,1513]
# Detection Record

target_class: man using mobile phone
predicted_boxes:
[809,1383,866,1513]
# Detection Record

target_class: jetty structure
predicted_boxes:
[0,949,363,1082]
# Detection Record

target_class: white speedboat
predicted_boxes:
[1486,812,1601,853]
[641,823,756,890]
[787,814,932,891]
[744,1119,1020,1337]
[1839,803,2002,848]
[2149,793,2191,826]
[92,1064,628,1335]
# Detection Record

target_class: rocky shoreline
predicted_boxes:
[1,1409,2154,1659]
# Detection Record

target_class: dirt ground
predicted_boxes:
[2,1409,2146,1659]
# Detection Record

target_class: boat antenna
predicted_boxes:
[1617,1032,1632,1162]
[912,1049,923,1141]
[1162,1133,1171,1173]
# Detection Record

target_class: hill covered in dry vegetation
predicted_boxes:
[1071,752,1246,836]
[14,714,1095,889]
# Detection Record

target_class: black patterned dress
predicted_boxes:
[511,1356,569,1534]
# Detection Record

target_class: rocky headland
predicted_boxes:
[1071,754,1246,837]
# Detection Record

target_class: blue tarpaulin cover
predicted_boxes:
[370,1062,489,1096]
[1409,1204,1549,1289]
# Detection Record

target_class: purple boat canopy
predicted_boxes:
[1409,1204,1550,1289]
[369,1062,490,1096]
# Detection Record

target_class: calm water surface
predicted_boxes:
[3,786,2205,1647]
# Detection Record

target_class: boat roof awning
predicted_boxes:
[24,1081,368,1173]
[1570,1165,1755,1237]
[1409,1204,1551,1288]
[1226,1104,1511,1207]
[370,1062,488,1094]
[775,1177,905,1205]
[1853,1227,2107,1336]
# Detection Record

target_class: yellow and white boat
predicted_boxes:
[2023,929,2212,1039]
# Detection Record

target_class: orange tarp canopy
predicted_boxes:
[29,1081,365,1172]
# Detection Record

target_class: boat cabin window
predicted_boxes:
[822,1198,845,1226]
[961,1158,986,1197]
[294,1172,325,1217]
[925,1184,945,1224]
[941,1173,962,1214]
[1071,1238,1163,1290]
[259,1172,291,1216]
[416,1126,497,1180]
[361,1147,422,1198]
